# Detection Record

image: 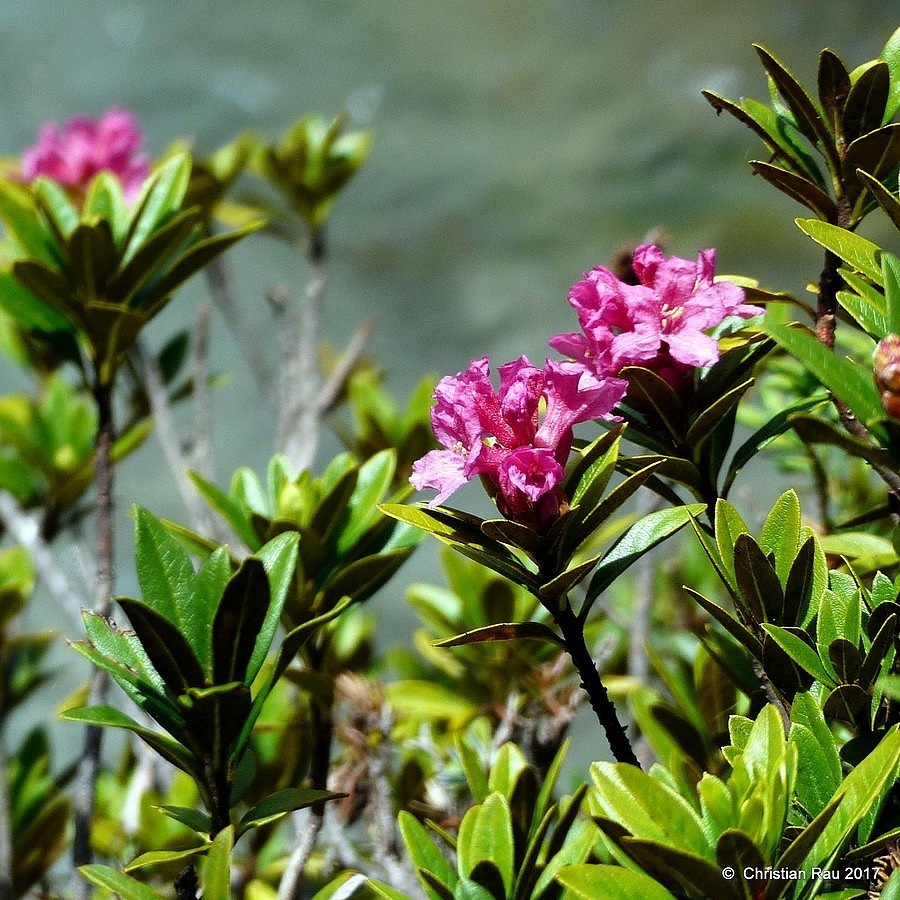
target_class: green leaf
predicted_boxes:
[583,504,706,611]
[789,414,893,469]
[117,597,206,692]
[187,470,260,550]
[749,161,837,220]
[203,825,233,898]
[589,761,708,857]
[760,489,801,584]
[61,705,198,778]
[122,153,192,265]
[794,218,883,284]
[432,621,563,648]
[556,864,676,900]
[457,793,514,897]
[238,788,343,832]
[125,845,206,873]
[399,810,458,900]
[78,865,163,900]
[881,26,900,120]
[760,624,835,686]
[885,252,900,336]
[245,532,299,685]
[801,727,900,870]
[337,449,396,554]
[765,320,883,426]
[842,61,890,143]
[133,506,200,649]
[212,557,270,685]
[33,177,80,240]
[856,169,900,233]
[0,271,73,333]
[818,48,851,134]
[753,44,839,174]
[733,533,782,623]
[156,805,212,835]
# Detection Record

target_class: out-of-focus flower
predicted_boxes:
[549,244,763,386]
[410,355,626,528]
[874,334,900,418]
[21,108,149,200]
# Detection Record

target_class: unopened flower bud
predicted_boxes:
[874,334,900,417]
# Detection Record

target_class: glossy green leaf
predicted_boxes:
[78,865,163,900]
[122,153,192,264]
[117,597,206,692]
[842,60,890,143]
[760,624,834,685]
[238,788,343,832]
[557,864,677,900]
[0,271,73,332]
[203,825,233,898]
[749,161,836,219]
[0,178,59,265]
[211,557,270,686]
[399,810,458,900]
[584,503,706,610]
[566,425,624,508]
[760,489,801,584]
[61,705,197,777]
[589,761,708,857]
[844,125,900,213]
[244,532,299,684]
[133,506,200,650]
[794,218,883,284]
[723,396,825,496]
[187,470,260,550]
[432,621,563,649]
[885,252,900,336]
[125,845,206,873]
[714,499,750,594]
[837,287,887,339]
[882,26,900,120]
[801,727,900,869]
[856,169,900,233]
[684,588,762,656]
[156,805,212,835]
[753,44,839,174]
[33,177,80,240]
[765,320,883,426]
[336,448,396,554]
[457,793,514,897]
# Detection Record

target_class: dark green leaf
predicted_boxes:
[685,588,762,656]
[238,788,344,832]
[117,597,206,692]
[432,621,563,649]
[818,48,851,134]
[212,557,270,686]
[783,536,816,627]
[733,534,783,623]
[583,504,706,612]
[859,613,897,690]
[842,61,890,143]
[856,169,900,233]
[685,379,754,454]
[749,161,837,220]
[753,44,839,174]
[844,125,900,210]
[761,624,834,685]
[722,398,825,497]
[62,705,198,778]
[619,367,683,440]
[822,683,869,725]
[828,638,862,683]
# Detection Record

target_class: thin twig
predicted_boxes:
[276,809,325,900]
[0,739,14,900]
[316,319,374,417]
[190,298,216,482]
[205,254,276,405]
[276,233,327,473]
[0,492,85,624]
[72,380,116,898]
[136,341,227,541]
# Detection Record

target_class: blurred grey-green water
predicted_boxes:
[1,0,899,762]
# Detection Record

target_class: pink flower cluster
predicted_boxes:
[21,108,150,201]
[411,245,764,525]
[410,356,626,528]
[549,244,763,387]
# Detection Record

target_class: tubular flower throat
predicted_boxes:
[411,355,626,529]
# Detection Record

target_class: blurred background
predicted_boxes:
[1,0,898,760]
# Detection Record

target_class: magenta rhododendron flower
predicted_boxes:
[21,108,150,200]
[549,244,763,386]
[411,355,626,528]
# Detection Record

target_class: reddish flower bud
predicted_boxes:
[874,334,900,417]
